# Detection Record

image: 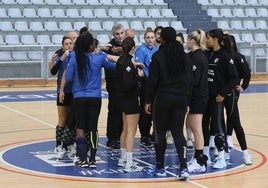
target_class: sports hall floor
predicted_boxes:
[0,80,267,188]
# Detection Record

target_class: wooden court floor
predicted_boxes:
[0,82,268,188]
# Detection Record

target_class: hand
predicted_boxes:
[100,43,113,51]
[60,50,69,61]
[51,53,58,62]
[111,46,122,53]
[145,103,151,115]
[137,68,144,77]
[59,90,65,103]
[236,85,243,92]
[132,62,145,68]
[216,94,224,102]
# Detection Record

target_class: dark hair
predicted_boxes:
[120,36,135,62]
[79,26,90,36]
[206,29,224,46]
[161,27,186,77]
[223,33,235,56]
[176,32,185,43]
[61,36,72,45]
[74,33,94,86]
[229,35,238,52]
[154,26,163,34]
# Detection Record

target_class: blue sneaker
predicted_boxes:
[147,168,167,177]
[177,168,189,181]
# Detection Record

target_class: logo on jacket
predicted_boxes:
[229,59,234,64]
[214,58,219,63]
[192,65,197,71]
[126,66,132,72]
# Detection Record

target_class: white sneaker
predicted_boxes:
[166,131,173,144]
[54,145,67,159]
[124,163,143,172]
[203,147,212,165]
[186,139,194,148]
[209,136,215,148]
[213,158,227,169]
[187,158,206,173]
[243,153,253,165]
[227,136,234,148]
[117,158,126,167]
[225,151,230,160]
[214,148,219,157]
[67,144,76,159]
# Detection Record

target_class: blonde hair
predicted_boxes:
[144,27,154,38]
[187,28,207,50]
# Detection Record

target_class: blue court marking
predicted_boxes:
[1,138,244,181]
[243,84,268,93]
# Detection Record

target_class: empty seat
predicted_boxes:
[52,34,64,45]
[171,21,187,32]
[44,21,60,31]
[117,20,129,29]
[8,8,23,17]
[58,0,72,4]
[230,20,243,30]
[28,51,41,60]
[59,21,73,31]
[218,20,232,30]
[247,0,259,5]
[210,0,224,5]
[130,21,144,31]
[88,21,103,31]
[12,51,29,61]
[135,8,150,18]
[231,33,243,43]
[241,33,255,43]
[94,9,109,18]
[207,8,221,18]
[257,8,268,17]
[44,0,59,5]
[243,20,256,30]
[15,21,30,31]
[73,22,87,30]
[0,21,14,31]
[37,8,52,17]
[161,9,177,18]
[157,21,169,27]
[245,8,258,17]
[234,0,248,5]
[220,8,234,17]
[0,52,13,61]
[255,48,266,57]
[99,0,113,5]
[30,21,45,31]
[52,9,66,18]
[23,8,38,18]
[121,8,136,18]
[16,0,31,4]
[5,35,21,45]
[127,0,140,5]
[224,0,235,5]
[259,0,268,6]
[0,35,6,45]
[88,0,101,5]
[73,0,86,5]
[80,9,94,18]
[255,20,267,29]
[1,0,16,4]
[113,0,127,5]
[108,9,122,18]
[144,21,156,30]
[66,9,80,18]
[152,0,167,5]
[0,8,8,18]
[140,0,153,5]
[37,35,51,45]
[139,34,145,43]
[197,0,210,5]
[21,34,36,45]
[233,8,246,17]
[148,9,163,18]
[255,33,267,42]
[31,0,45,4]
[96,34,110,45]
[103,21,115,30]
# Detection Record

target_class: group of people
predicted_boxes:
[48,23,252,180]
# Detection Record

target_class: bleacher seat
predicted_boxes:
[96,34,110,44]
[224,0,235,5]
[88,0,101,5]
[108,9,122,18]
[0,21,14,31]
[66,9,80,18]
[161,9,177,18]
[59,21,73,31]
[99,0,114,5]
[231,33,243,43]
[130,21,144,31]
[117,21,129,29]
[52,34,64,45]
[152,0,167,5]
[122,8,136,18]
[58,0,72,5]
[44,0,59,5]
[16,0,31,4]
[15,21,31,31]
[230,20,244,30]
[148,9,163,18]
[21,34,36,45]
[210,0,224,6]
[233,8,247,17]
[23,8,38,18]
[44,21,60,31]
[12,52,29,61]
[74,0,87,5]
[144,21,156,30]
[94,9,109,18]
[257,8,268,17]
[241,33,255,43]
[37,8,52,17]
[139,34,145,43]
[171,21,187,32]
[73,22,87,30]
[197,0,210,5]
[52,9,66,18]
[102,21,115,31]
[247,0,260,6]
[1,0,16,4]
[127,0,140,5]
[234,0,248,5]
[0,52,13,61]
[259,0,268,6]
[30,21,45,31]
[255,20,267,29]
[80,9,94,18]
[8,8,23,17]
[220,8,234,17]
[28,51,41,60]
[37,35,52,45]
[140,0,153,5]
[157,21,169,27]
[218,20,232,30]
[243,20,256,30]
[88,21,103,31]
[255,33,267,42]
[113,0,127,5]
[135,8,150,18]
[0,8,8,18]
[245,8,258,17]
[255,48,266,57]
[207,8,221,18]
[5,35,21,45]
[31,0,45,4]
[0,35,6,45]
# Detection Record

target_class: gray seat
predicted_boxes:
[135,8,150,18]
[99,0,113,5]
[116,21,129,29]
[152,0,167,5]
[59,21,73,31]
[241,33,255,43]
[58,0,72,5]
[0,52,13,61]
[8,8,23,17]
[96,34,110,45]
[73,0,87,5]
[255,20,267,29]
[108,8,122,18]
[230,20,244,30]
[0,21,14,31]
[217,20,232,30]
[210,0,224,5]
[37,8,52,17]
[21,34,36,45]
[233,8,246,18]
[52,34,64,45]
[30,21,45,31]
[73,22,87,30]
[171,21,187,32]
[0,8,8,18]
[80,9,94,18]
[259,0,268,5]
[257,8,268,17]
[140,0,153,5]
[5,35,21,45]
[0,35,6,45]
[130,21,144,31]
[234,0,248,5]
[16,0,31,4]
[113,0,127,5]
[207,8,221,18]
[148,9,163,18]
[220,8,234,17]
[52,9,66,18]
[15,21,30,31]
[37,35,52,45]
[255,33,267,42]
[245,8,258,17]
[44,21,60,31]
[88,21,103,31]
[103,21,115,31]
[144,21,156,30]
[161,9,177,18]
[12,51,29,61]
[243,20,256,30]
[66,9,80,18]
[31,0,45,4]
[44,0,60,5]
[94,9,109,18]
[157,21,169,27]
[23,8,38,18]
[121,8,136,18]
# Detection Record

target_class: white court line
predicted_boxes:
[0,104,55,128]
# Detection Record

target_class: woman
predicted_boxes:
[115,37,144,172]
[145,27,192,180]
[186,29,209,173]
[65,33,119,168]
[202,29,239,169]
[48,36,75,159]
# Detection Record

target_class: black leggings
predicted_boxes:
[225,90,247,150]
[152,92,187,169]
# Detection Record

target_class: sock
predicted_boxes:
[120,148,126,159]
[126,152,133,166]
[203,146,210,161]
[56,126,64,147]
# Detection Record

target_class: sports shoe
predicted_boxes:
[123,163,143,172]
[227,136,234,148]
[54,145,67,159]
[213,158,227,169]
[166,131,173,144]
[88,161,97,168]
[177,168,189,181]
[67,144,76,159]
[75,159,88,168]
[243,153,253,165]
[117,158,126,167]
[186,139,194,148]
[140,137,153,147]
[187,158,206,173]
[147,167,167,177]
[209,136,215,148]
[225,151,230,160]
